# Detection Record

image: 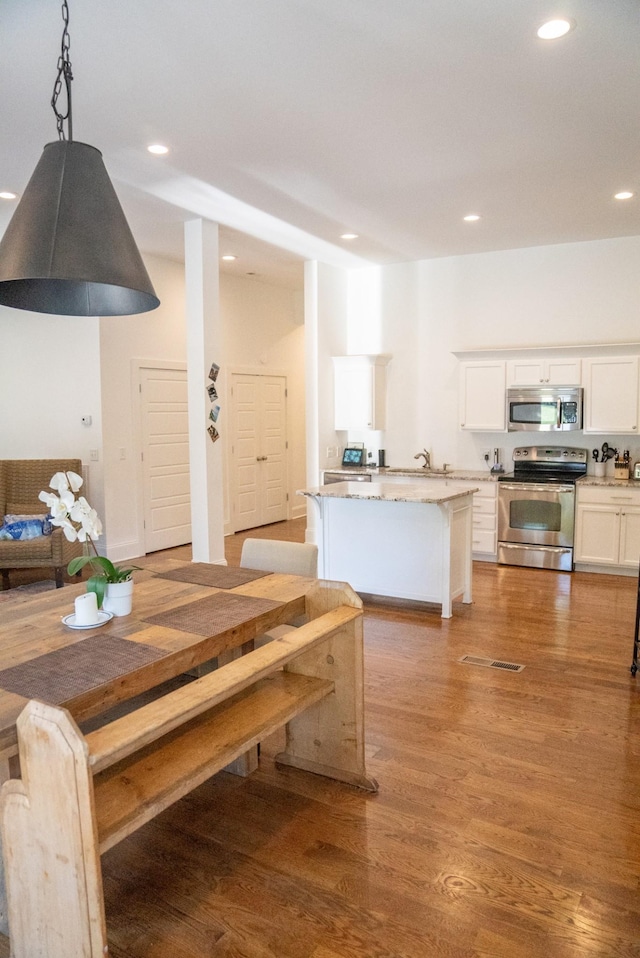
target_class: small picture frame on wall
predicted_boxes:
[207,424,220,443]
[207,383,218,401]
[208,362,220,383]
[209,405,221,423]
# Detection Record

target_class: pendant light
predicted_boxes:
[0,1,160,316]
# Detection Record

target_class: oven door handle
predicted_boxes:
[499,482,575,493]
[557,399,562,428]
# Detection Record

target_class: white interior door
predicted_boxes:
[230,373,287,532]
[140,366,191,552]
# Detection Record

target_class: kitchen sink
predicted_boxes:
[385,467,453,475]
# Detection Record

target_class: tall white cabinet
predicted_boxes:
[582,356,639,434]
[333,355,390,431]
[459,361,506,431]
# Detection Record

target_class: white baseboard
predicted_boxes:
[574,562,636,577]
[106,538,145,563]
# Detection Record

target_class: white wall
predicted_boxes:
[220,273,306,521]
[0,309,105,521]
[100,259,307,557]
[99,254,187,557]
[360,235,640,474]
[6,231,640,557]
[446,235,640,351]
[315,262,349,477]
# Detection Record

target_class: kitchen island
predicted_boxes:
[299,480,478,617]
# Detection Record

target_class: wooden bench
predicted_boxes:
[0,582,377,958]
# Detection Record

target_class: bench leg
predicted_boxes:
[1,572,9,592]
[217,646,259,776]
[0,754,14,937]
[275,582,378,792]
[0,701,108,957]
[54,566,64,588]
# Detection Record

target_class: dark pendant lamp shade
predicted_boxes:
[0,140,160,316]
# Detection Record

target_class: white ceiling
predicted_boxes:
[1,0,639,290]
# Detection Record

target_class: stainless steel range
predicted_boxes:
[497,445,587,571]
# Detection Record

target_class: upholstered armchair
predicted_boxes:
[0,459,85,589]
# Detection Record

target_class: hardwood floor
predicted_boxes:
[4,520,640,956]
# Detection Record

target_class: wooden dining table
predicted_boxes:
[0,557,317,772]
[0,558,373,947]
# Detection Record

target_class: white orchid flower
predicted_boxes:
[49,470,83,494]
[60,490,75,513]
[49,472,69,493]
[84,509,103,539]
[69,496,92,521]
[40,471,138,597]
[48,497,70,521]
[66,471,83,493]
[69,499,102,540]
[77,518,102,541]
[57,517,79,541]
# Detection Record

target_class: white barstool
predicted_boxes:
[240,538,318,644]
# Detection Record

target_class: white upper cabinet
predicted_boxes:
[507,358,581,386]
[333,355,389,430]
[582,356,640,434]
[459,361,506,431]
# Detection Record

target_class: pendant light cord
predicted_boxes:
[51,0,73,141]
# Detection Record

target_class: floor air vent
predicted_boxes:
[459,655,525,673]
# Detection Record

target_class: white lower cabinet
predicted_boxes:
[469,487,498,557]
[574,485,640,569]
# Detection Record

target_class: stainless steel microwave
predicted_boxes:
[506,386,583,432]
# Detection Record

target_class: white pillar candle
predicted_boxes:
[74,591,99,626]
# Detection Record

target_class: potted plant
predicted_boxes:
[39,471,140,615]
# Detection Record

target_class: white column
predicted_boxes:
[304,260,319,545]
[184,219,225,564]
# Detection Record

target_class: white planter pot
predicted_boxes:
[102,580,134,617]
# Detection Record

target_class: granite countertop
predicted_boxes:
[325,467,499,483]
[578,475,640,488]
[298,480,479,504]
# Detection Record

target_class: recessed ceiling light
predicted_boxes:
[537,18,574,40]
[0,191,17,200]
[614,191,634,200]
[463,214,481,222]
[147,144,169,155]
[340,233,358,240]
[222,255,237,261]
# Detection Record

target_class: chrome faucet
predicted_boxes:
[414,449,431,469]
